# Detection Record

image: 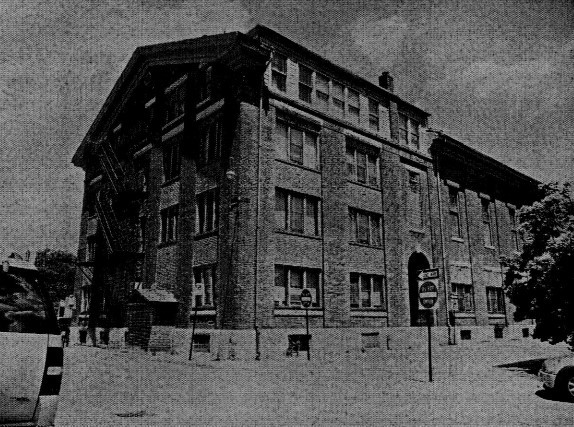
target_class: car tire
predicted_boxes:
[557,368,574,402]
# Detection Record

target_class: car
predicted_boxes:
[539,353,574,401]
[0,253,63,426]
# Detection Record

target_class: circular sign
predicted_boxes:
[419,281,438,309]
[300,289,312,308]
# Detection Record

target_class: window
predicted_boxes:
[298,65,313,103]
[163,142,180,182]
[407,170,423,229]
[160,205,179,243]
[332,81,345,117]
[399,113,420,150]
[448,187,462,239]
[509,207,519,250]
[481,199,494,247]
[315,73,329,109]
[347,89,360,124]
[271,53,287,92]
[346,143,379,187]
[368,98,379,132]
[164,83,185,124]
[199,117,223,165]
[193,265,216,308]
[275,189,320,236]
[486,287,505,314]
[274,265,321,308]
[399,113,408,145]
[198,66,213,102]
[192,334,211,352]
[196,189,219,235]
[87,237,96,262]
[349,209,382,246]
[410,119,420,150]
[350,273,384,309]
[453,283,474,312]
[135,159,149,193]
[275,120,319,169]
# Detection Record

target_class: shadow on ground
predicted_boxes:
[496,358,546,375]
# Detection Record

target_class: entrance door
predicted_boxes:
[408,252,430,326]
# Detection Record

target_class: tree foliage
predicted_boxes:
[34,248,77,303]
[503,183,574,348]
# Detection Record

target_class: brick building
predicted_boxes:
[72,25,538,355]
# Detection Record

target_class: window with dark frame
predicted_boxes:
[368,98,379,132]
[87,237,96,262]
[195,189,219,235]
[481,198,494,247]
[398,113,420,150]
[346,143,379,187]
[448,186,463,239]
[162,141,180,182]
[274,265,321,308]
[275,188,320,236]
[348,208,382,246]
[332,81,345,117]
[298,65,313,103]
[347,89,360,124]
[164,83,185,125]
[350,273,384,309]
[193,265,216,308]
[410,119,420,150]
[271,53,287,92]
[275,120,319,169]
[452,283,474,312]
[160,205,179,243]
[315,73,329,109]
[399,113,408,145]
[486,287,505,314]
[198,117,223,165]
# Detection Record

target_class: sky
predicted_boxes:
[0,0,572,255]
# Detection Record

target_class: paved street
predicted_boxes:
[56,338,574,426]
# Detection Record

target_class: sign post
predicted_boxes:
[417,268,439,382]
[300,289,312,361]
[189,283,204,360]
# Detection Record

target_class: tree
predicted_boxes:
[34,249,77,303]
[503,183,574,348]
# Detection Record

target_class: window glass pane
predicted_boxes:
[358,212,369,244]
[290,129,304,164]
[316,73,329,108]
[367,155,378,186]
[299,66,312,85]
[275,190,286,230]
[290,195,304,233]
[450,212,461,238]
[275,121,289,160]
[346,148,355,179]
[350,273,359,308]
[356,153,367,183]
[372,276,383,307]
[274,266,286,306]
[272,53,287,72]
[303,133,317,169]
[304,198,318,235]
[370,216,381,246]
[360,275,371,307]
[332,82,344,117]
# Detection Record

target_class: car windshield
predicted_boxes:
[0,271,53,334]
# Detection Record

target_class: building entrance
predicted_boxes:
[408,252,430,326]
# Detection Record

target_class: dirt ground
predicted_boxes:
[55,337,574,426]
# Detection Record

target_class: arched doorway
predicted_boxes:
[408,252,430,326]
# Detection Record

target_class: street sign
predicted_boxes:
[418,268,439,310]
[300,289,312,308]
[417,268,439,281]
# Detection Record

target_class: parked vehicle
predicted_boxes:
[0,254,63,426]
[539,354,574,401]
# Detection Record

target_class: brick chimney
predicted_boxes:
[379,71,394,92]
